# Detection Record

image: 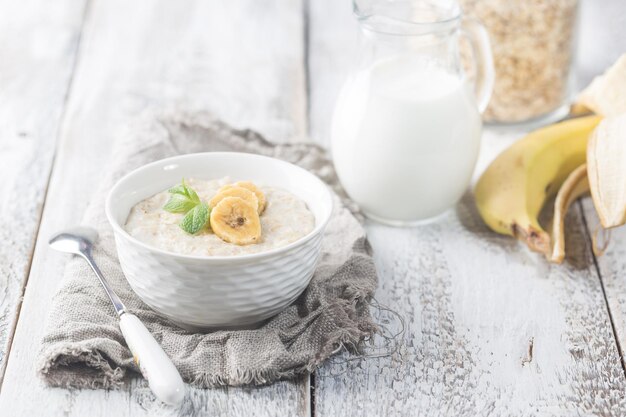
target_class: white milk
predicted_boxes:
[331,56,482,224]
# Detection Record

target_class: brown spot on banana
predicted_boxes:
[510,223,551,255]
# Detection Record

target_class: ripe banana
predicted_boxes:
[210,196,262,245]
[475,115,602,254]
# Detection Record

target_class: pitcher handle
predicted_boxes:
[461,18,495,114]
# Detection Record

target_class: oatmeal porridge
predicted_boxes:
[124,177,315,256]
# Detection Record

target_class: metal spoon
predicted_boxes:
[49,227,185,406]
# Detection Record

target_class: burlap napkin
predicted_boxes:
[37,110,378,388]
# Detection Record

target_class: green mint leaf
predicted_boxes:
[162,194,198,213]
[168,179,198,201]
[168,184,189,196]
[179,202,210,234]
[168,178,190,196]
[163,179,202,213]
[186,186,201,205]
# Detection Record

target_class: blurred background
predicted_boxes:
[577,0,625,87]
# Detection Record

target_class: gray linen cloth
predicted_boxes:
[37,110,377,388]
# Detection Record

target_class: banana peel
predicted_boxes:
[575,54,626,117]
[549,164,589,264]
[587,115,626,229]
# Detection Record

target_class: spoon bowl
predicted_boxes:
[48,227,99,255]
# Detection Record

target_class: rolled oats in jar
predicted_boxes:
[461,0,579,124]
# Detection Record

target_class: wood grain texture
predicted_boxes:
[0,0,309,415]
[0,0,87,379]
[581,198,626,371]
[313,131,626,416]
[306,1,626,413]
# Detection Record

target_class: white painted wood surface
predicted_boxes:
[582,198,626,372]
[313,132,626,416]
[307,1,626,415]
[2,0,626,416]
[0,0,86,379]
[0,0,308,415]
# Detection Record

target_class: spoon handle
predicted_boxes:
[119,313,185,406]
[82,250,127,315]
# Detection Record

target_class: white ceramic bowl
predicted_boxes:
[105,152,333,330]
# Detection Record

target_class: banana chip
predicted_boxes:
[234,181,266,214]
[210,186,259,212]
[210,197,262,245]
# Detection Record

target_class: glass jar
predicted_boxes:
[461,0,579,125]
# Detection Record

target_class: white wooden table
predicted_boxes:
[1,0,626,416]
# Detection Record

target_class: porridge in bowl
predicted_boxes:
[124,177,315,256]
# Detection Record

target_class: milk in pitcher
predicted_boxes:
[331,56,482,223]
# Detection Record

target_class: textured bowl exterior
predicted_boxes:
[106,152,332,329]
[114,230,324,328]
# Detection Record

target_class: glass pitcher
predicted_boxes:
[331,0,494,225]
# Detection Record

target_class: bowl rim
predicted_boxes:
[105,152,333,262]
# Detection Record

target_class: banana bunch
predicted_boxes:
[475,53,626,263]
[210,181,266,245]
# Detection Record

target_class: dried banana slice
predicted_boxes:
[575,54,626,117]
[210,186,259,212]
[210,197,262,245]
[233,181,266,214]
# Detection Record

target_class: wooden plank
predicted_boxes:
[581,199,626,370]
[0,0,309,415]
[0,0,87,379]
[307,0,626,414]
